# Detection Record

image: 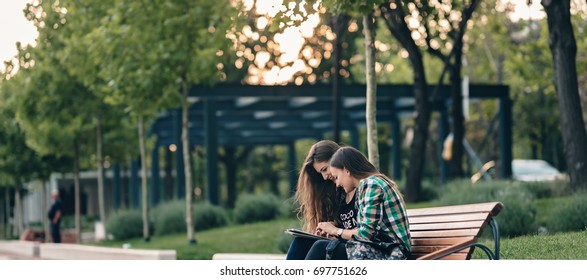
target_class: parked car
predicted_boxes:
[511,159,568,182]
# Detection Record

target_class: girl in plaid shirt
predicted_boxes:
[316,146,411,259]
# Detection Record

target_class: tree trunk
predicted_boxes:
[182,80,195,244]
[14,184,23,237]
[73,140,81,243]
[246,151,254,193]
[406,69,431,202]
[42,180,51,243]
[0,189,5,237]
[422,0,479,180]
[138,115,150,242]
[121,165,128,209]
[270,177,279,195]
[380,2,431,202]
[364,12,380,170]
[331,14,344,143]
[449,45,465,178]
[164,147,174,201]
[5,188,11,238]
[96,112,106,234]
[222,147,238,208]
[542,0,587,190]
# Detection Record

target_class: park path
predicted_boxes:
[0,251,43,260]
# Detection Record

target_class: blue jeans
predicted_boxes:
[305,239,348,260]
[286,237,316,260]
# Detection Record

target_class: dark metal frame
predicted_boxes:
[114,83,511,206]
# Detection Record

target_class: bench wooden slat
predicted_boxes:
[410,228,479,238]
[408,212,490,224]
[412,246,471,256]
[407,202,503,217]
[411,237,474,246]
[411,245,471,254]
[414,238,477,260]
[413,252,470,260]
[410,220,486,231]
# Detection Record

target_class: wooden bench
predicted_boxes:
[210,201,503,260]
[407,201,503,260]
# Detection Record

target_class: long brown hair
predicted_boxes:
[294,140,342,232]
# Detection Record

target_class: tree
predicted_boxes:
[18,1,96,243]
[380,1,431,201]
[155,0,240,244]
[98,0,179,242]
[417,0,482,178]
[0,68,38,237]
[3,55,73,241]
[57,0,122,236]
[100,0,240,244]
[541,0,587,190]
[505,17,562,165]
[364,11,380,169]
[218,146,253,208]
[276,0,382,168]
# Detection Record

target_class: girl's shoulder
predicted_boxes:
[360,175,388,186]
[360,175,398,191]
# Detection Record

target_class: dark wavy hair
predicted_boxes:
[329,146,401,194]
[294,140,344,232]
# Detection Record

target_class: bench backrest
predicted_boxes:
[407,201,503,260]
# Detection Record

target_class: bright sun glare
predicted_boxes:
[241,0,322,85]
[1,0,555,81]
[0,0,37,73]
[238,0,548,85]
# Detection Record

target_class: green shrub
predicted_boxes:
[437,180,537,237]
[280,196,299,218]
[151,200,230,235]
[193,203,229,231]
[151,200,185,236]
[106,209,149,240]
[520,181,572,199]
[417,179,440,201]
[60,215,99,231]
[277,232,294,253]
[233,193,282,224]
[496,190,537,237]
[545,192,587,233]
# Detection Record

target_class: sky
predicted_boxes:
[0,0,37,72]
[0,0,545,74]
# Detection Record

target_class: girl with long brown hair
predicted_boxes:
[286,140,357,259]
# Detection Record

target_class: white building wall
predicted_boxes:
[23,180,50,225]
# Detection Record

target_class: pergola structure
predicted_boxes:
[115,83,511,207]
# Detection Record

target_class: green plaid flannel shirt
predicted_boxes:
[355,175,411,251]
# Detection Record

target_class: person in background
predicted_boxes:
[312,146,411,260]
[48,190,63,243]
[286,140,358,260]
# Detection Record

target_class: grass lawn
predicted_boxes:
[499,230,587,259]
[95,218,301,260]
[94,217,587,260]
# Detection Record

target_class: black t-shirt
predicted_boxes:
[48,200,63,221]
[337,191,357,230]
